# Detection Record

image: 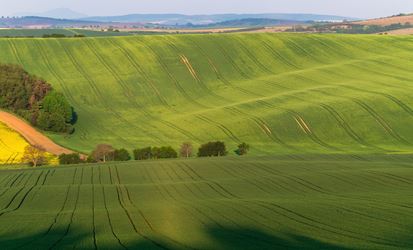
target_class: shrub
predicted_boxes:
[157,146,178,159]
[59,153,83,165]
[133,147,152,160]
[197,141,227,157]
[114,148,131,161]
[235,143,250,156]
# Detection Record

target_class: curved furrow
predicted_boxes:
[186,36,262,97]
[139,41,207,109]
[82,39,164,143]
[232,36,274,75]
[353,99,410,145]
[161,36,230,103]
[57,40,135,146]
[260,37,300,69]
[224,106,292,148]
[255,201,406,248]
[195,114,241,144]
[106,38,171,108]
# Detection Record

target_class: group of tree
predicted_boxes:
[24,141,250,167]
[0,64,76,133]
[133,146,178,160]
[42,34,86,38]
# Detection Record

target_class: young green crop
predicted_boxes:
[0,155,412,249]
[0,33,412,155]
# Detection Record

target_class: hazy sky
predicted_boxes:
[2,0,413,18]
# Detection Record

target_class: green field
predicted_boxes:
[0,155,412,249]
[0,29,131,37]
[0,34,412,154]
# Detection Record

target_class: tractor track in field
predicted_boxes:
[34,40,77,106]
[260,37,299,69]
[90,167,98,250]
[111,171,172,250]
[101,184,128,249]
[187,204,285,248]
[8,39,24,65]
[232,36,275,75]
[82,39,164,144]
[58,40,133,146]
[107,38,171,108]
[186,36,261,97]
[141,42,207,109]
[195,114,241,144]
[115,167,195,250]
[224,106,293,148]
[0,171,43,217]
[162,36,230,104]
[49,183,81,250]
[254,201,406,248]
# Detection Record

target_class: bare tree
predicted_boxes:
[91,144,115,162]
[180,142,193,158]
[22,145,47,167]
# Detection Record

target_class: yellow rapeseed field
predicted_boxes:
[0,121,29,164]
[0,122,58,165]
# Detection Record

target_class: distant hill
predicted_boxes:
[81,13,354,25]
[200,18,308,28]
[15,8,88,20]
[0,16,101,28]
[354,13,413,26]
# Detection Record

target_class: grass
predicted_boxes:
[0,33,413,155]
[0,122,29,164]
[0,155,412,249]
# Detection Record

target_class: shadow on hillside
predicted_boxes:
[0,224,356,250]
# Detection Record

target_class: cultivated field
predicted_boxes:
[0,122,29,164]
[355,14,413,26]
[0,155,412,249]
[0,34,413,155]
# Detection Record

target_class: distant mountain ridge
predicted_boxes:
[15,8,87,19]
[81,13,355,25]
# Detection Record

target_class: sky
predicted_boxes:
[1,0,413,19]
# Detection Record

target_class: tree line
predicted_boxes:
[54,141,250,165]
[0,64,76,133]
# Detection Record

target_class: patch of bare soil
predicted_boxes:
[0,111,75,155]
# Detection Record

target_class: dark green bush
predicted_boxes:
[114,148,131,161]
[59,153,83,165]
[197,141,227,157]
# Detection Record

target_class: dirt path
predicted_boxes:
[0,111,75,156]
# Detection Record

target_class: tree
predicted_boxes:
[180,142,193,158]
[114,148,131,161]
[91,144,115,162]
[197,141,227,157]
[235,142,250,156]
[59,153,83,165]
[22,145,47,167]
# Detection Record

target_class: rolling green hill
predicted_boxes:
[0,33,412,154]
[0,155,412,249]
